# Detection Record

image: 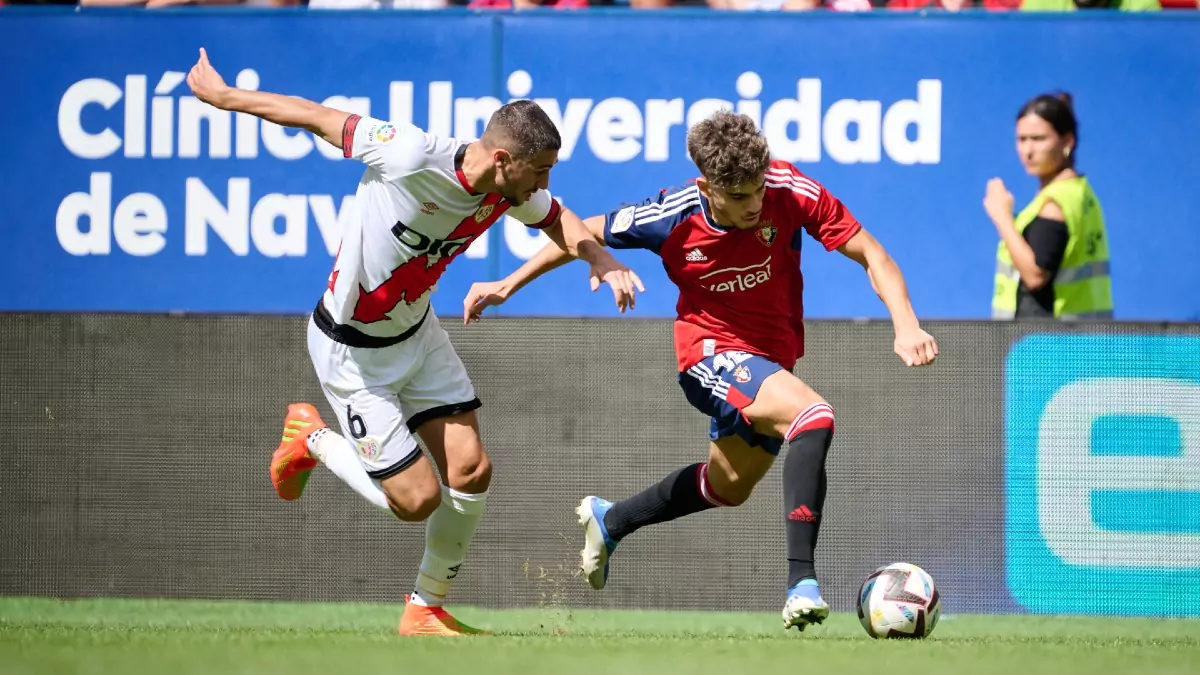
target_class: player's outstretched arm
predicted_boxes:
[186,48,350,151]
[463,213,642,323]
[461,237,572,324]
[541,209,607,263]
[542,208,644,307]
[837,228,939,367]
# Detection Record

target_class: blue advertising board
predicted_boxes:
[1,10,1198,320]
[1006,334,1200,616]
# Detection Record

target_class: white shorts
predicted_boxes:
[306,314,479,480]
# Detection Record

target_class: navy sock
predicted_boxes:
[603,463,727,541]
[784,406,835,589]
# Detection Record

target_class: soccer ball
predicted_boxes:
[856,562,941,639]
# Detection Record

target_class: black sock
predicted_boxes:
[785,426,834,589]
[603,463,721,542]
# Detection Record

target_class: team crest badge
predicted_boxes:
[355,437,381,461]
[733,365,752,383]
[474,204,495,222]
[757,223,777,247]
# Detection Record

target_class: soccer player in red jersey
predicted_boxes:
[464,111,938,631]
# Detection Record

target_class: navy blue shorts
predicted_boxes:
[677,351,786,455]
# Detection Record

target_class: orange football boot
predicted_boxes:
[399,595,489,636]
[270,403,325,501]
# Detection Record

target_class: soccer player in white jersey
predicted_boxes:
[186,49,642,636]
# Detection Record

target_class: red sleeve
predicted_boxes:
[767,162,861,252]
[806,187,862,251]
[341,114,361,159]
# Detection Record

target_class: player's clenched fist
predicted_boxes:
[186,48,232,110]
[894,325,938,367]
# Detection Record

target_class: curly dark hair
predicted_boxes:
[686,110,771,189]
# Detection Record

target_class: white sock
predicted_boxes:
[410,487,487,607]
[307,428,391,512]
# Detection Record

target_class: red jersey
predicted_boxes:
[603,160,861,372]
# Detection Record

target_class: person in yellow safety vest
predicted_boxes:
[984,92,1113,321]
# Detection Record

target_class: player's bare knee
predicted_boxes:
[388,492,440,522]
[384,481,442,522]
[447,450,492,493]
[719,477,755,507]
[721,490,753,507]
[704,462,757,507]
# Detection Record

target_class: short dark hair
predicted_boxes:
[1018,91,1079,165]
[482,100,561,159]
[686,110,771,189]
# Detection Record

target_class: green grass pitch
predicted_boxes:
[2,597,1197,675]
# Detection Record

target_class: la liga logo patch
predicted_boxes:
[376,124,397,143]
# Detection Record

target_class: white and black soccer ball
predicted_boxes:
[856,562,941,639]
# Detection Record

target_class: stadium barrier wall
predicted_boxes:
[1,10,1199,321]
[2,314,1198,617]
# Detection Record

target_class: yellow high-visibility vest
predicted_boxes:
[992,176,1113,320]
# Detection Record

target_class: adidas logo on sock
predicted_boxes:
[788,505,818,522]
[686,248,707,262]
